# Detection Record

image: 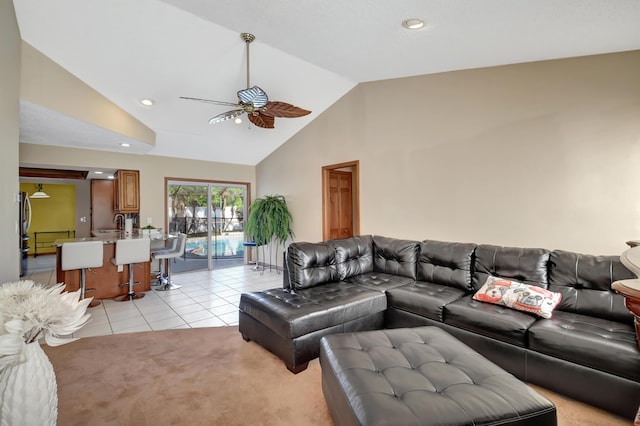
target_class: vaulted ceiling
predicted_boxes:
[13,0,640,166]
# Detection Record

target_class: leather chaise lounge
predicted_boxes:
[238,235,640,420]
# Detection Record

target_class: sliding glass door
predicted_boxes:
[166,179,247,272]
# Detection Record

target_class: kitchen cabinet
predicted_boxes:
[114,169,140,213]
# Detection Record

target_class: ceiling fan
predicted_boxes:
[180,33,311,129]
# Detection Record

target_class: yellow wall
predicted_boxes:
[20,182,76,255]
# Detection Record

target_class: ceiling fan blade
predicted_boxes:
[209,109,243,124]
[248,112,275,129]
[262,101,311,118]
[180,96,240,108]
[237,86,268,108]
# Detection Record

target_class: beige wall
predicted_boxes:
[0,0,21,282]
[21,42,155,146]
[20,144,255,232]
[258,51,640,255]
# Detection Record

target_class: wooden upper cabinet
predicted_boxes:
[114,169,140,213]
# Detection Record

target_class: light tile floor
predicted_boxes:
[23,255,282,338]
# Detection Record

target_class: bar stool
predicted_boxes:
[150,236,178,285]
[61,241,103,308]
[111,237,151,302]
[152,233,186,291]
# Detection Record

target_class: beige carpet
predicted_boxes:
[43,327,630,426]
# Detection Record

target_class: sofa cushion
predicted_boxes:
[346,271,414,292]
[372,236,419,280]
[387,281,466,322]
[528,310,640,382]
[333,235,374,280]
[473,276,562,319]
[418,240,477,291]
[444,295,538,347]
[287,241,339,289]
[548,250,635,324]
[473,244,550,291]
[239,283,387,340]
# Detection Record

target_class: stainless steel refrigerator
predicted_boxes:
[19,192,32,276]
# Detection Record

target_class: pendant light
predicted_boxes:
[31,183,50,199]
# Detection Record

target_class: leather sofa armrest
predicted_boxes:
[282,250,291,291]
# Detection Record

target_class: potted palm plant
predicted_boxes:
[245,194,293,270]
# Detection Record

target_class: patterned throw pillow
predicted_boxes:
[473,276,562,319]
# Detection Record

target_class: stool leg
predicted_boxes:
[155,258,181,291]
[251,246,262,271]
[80,268,101,308]
[114,263,146,301]
[152,258,168,287]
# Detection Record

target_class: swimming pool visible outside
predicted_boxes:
[184,233,244,258]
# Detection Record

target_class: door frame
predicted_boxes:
[164,177,251,270]
[322,160,360,241]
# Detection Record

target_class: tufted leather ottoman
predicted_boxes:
[320,326,556,426]
[239,282,387,373]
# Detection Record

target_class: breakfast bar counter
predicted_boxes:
[54,233,160,300]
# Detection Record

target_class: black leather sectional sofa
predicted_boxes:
[238,235,640,419]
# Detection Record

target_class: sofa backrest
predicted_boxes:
[473,244,550,291]
[372,236,419,280]
[286,241,339,290]
[548,250,634,323]
[418,240,477,291]
[333,235,374,280]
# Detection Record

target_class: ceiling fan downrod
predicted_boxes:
[240,33,255,89]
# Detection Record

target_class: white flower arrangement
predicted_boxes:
[0,280,91,373]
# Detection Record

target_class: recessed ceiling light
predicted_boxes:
[120,143,131,147]
[107,175,115,180]
[94,171,103,174]
[234,117,243,124]
[140,98,155,106]
[402,19,425,30]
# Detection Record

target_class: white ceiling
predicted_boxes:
[13,0,640,166]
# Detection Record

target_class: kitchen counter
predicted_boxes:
[53,229,165,246]
[54,231,166,300]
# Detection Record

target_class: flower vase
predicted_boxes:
[0,342,58,426]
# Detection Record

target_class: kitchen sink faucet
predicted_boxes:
[114,213,125,231]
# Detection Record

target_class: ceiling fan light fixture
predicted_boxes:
[402,18,425,30]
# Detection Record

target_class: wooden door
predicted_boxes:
[91,179,116,230]
[323,160,360,241]
[327,170,353,240]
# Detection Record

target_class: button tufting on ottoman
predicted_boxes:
[239,282,387,373]
[320,326,557,426]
